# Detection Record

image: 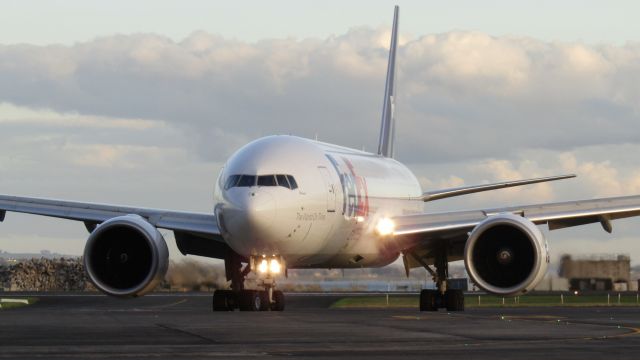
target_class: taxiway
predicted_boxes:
[0,293,638,359]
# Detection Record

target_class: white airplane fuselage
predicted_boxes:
[214,135,424,269]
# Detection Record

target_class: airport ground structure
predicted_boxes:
[559,254,637,292]
[0,257,91,291]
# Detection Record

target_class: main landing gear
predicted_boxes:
[410,246,465,312]
[212,252,285,311]
[419,289,464,312]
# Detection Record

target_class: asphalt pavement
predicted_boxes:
[0,292,638,359]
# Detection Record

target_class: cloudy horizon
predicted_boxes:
[1,2,639,266]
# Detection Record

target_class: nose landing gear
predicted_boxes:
[212,252,285,312]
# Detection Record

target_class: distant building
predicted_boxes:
[559,254,631,291]
[533,274,569,291]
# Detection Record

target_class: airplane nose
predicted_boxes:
[221,190,276,249]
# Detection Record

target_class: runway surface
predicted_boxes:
[1,292,639,359]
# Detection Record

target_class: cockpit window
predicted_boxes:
[286,175,298,190]
[237,175,256,187]
[224,175,241,190]
[225,174,298,190]
[275,174,289,189]
[258,175,277,186]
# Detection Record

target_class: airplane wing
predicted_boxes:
[392,195,640,266]
[0,194,221,239]
[421,174,575,202]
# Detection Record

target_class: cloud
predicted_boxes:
[415,144,640,211]
[0,29,639,163]
[558,152,640,197]
[0,102,158,130]
[417,174,464,191]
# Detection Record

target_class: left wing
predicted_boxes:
[391,195,640,265]
[0,194,220,238]
[421,174,575,202]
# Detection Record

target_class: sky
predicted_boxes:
[0,1,639,265]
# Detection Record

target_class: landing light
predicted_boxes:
[376,217,395,236]
[256,257,282,275]
[258,259,269,274]
[269,259,281,274]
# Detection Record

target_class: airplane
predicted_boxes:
[2,6,640,312]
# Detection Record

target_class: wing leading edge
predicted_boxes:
[0,194,220,238]
[392,194,640,253]
[421,174,576,202]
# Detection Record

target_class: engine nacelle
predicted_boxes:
[83,214,169,297]
[464,214,548,296]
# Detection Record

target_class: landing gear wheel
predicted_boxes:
[257,291,270,311]
[419,289,438,311]
[445,289,465,311]
[271,290,285,311]
[221,251,287,312]
[239,290,268,311]
[239,290,256,311]
[213,290,235,311]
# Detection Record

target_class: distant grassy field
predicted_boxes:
[0,298,37,310]
[331,293,640,309]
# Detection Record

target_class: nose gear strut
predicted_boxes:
[213,251,285,311]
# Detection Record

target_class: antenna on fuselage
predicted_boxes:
[377,5,399,158]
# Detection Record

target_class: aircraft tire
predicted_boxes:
[271,290,285,311]
[239,290,263,311]
[445,289,465,311]
[258,291,270,311]
[419,289,438,311]
[213,290,234,311]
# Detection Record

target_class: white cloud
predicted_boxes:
[415,144,640,210]
[406,32,532,95]
[0,102,159,130]
[65,144,183,169]
[558,152,640,197]
[418,174,465,191]
[0,29,638,163]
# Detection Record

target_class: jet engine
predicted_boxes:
[464,214,548,296]
[83,214,169,297]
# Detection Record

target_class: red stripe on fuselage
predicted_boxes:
[343,158,369,217]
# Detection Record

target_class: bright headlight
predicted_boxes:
[258,259,269,274]
[376,217,395,236]
[269,259,281,274]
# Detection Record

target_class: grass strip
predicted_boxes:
[0,297,38,310]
